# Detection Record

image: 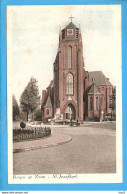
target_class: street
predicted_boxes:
[13,122,116,174]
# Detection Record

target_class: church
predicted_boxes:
[41,19,113,122]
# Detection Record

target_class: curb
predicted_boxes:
[13,137,72,153]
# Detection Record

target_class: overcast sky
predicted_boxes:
[7,5,121,103]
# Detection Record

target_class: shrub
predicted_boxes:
[34,108,42,121]
[85,117,100,122]
[93,116,100,122]
[13,126,51,142]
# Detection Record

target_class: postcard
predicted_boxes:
[7,5,122,184]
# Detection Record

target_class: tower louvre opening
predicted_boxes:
[76,28,79,39]
[62,30,65,39]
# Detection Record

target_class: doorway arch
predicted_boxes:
[65,104,76,120]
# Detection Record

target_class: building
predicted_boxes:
[41,20,113,122]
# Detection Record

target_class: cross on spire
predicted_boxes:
[69,15,74,22]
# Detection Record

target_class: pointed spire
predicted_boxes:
[59,26,62,35]
[59,26,62,43]
[78,24,82,47]
[79,24,81,33]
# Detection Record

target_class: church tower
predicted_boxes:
[42,18,113,122]
[53,19,85,122]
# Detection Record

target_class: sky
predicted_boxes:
[7,5,121,103]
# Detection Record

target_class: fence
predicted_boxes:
[13,127,51,142]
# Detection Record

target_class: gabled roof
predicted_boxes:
[48,80,54,88]
[65,22,78,29]
[88,83,101,95]
[43,95,52,108]
[89,71,112,86]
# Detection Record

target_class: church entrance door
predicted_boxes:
[65,104,76,120]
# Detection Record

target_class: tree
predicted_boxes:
[13,95,20,121]
[34,107,42,121]
[20,77,40,121]
[112,86,116,115]
[19,109,27,121]
[109,86,116,116]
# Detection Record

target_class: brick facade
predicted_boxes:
[41,21,113,122]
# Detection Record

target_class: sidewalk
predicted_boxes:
[13,133,72,153]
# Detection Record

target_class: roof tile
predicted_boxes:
[65,22,78,29]
[89,71,112,86]
[43,95,53,108]
[88,83,101,94]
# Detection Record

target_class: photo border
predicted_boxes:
[0,0,127,191]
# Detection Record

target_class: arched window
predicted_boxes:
[68,46,72,69]
[109,88,111,107]
[90,97,93,111]
[66,73,74,95]
[74,45,77,67]
[109,88,111,97]
[46,109,49,115]
[96,97,98,111]
[63,46,66,69]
